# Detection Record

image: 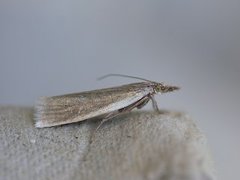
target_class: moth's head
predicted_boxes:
[154,82,180,94]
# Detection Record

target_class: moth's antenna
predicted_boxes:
[97,73,153,82]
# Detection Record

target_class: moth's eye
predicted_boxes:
[155,86,162,92]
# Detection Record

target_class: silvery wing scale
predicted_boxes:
[35,81,179,128]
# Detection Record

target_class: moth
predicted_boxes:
[35,74,180,129]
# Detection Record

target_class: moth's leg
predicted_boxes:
[95,96,149,131]
[119,95,150,113]
[94,111,120,132]
[150,95,160,113]
[89,111,120,144]
[89,96,150,144]
[136,98,150,109]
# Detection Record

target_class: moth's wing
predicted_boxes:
[35,83,152,128]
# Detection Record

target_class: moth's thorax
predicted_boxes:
[146,82,161,94]
[136,82,159,95]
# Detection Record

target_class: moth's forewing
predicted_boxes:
[35,82,154,128]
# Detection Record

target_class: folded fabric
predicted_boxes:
[0,106,215,180]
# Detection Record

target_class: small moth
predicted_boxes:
[34,74,180,129]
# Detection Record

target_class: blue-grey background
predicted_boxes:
[1,0,239,179]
